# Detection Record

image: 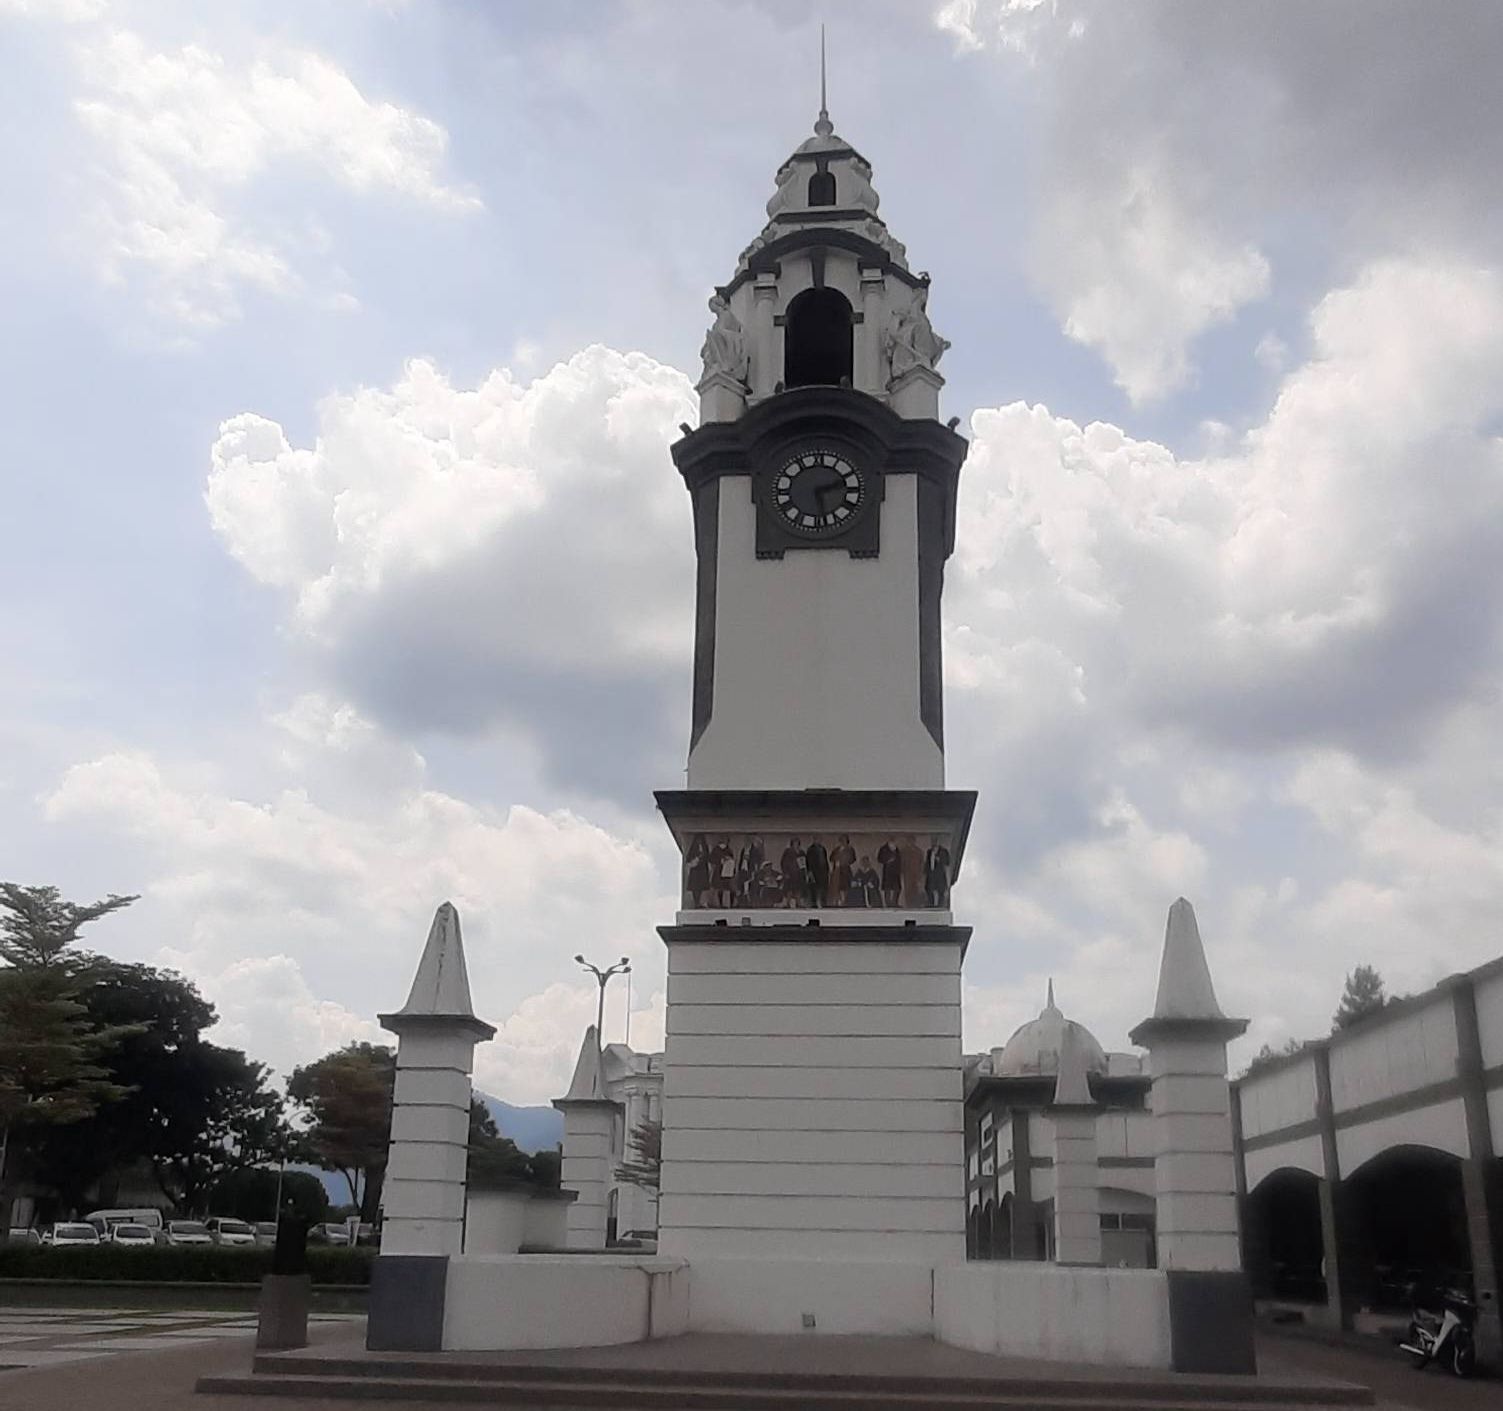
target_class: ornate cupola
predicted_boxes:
[695,90,949,422]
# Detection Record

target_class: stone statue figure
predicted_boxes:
[884,285,949,381]
[700,294,750,386]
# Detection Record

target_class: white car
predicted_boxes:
[204,1217,257,1247]
[166,1220,213,1247]
[109,1223,156,1248]
[44,1223,100,1247]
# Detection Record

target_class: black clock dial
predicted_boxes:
[772,450,865,534]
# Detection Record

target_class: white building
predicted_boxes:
[963,986,1157,1268]
[1232,953,1502,1358]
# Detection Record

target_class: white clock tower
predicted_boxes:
[655,88,975,1313]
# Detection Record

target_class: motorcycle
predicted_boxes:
[1398,1287,1480,1378]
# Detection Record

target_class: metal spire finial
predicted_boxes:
[815,24,833,136]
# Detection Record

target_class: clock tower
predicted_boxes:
[655,91,976,1281]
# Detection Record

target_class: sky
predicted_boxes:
[3,0,1503,1103]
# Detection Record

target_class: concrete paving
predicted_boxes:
[7,1311,1486,1411]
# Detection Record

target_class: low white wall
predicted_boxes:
[443,1255,689,1350]
[934,1263,1171,1369]
[522,1198,570,1249]
[463,1190,529,1255]
[687,1257,934,1336]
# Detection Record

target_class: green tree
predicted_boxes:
[0,884,137,971]
[27,963,288,1216]
[207,1166,328,1224]
[148,1043,287,1213]
[288,1043,395,1223]
[1332,964,1388,1031]
[1241,1037,1308,1079]
[0,885,139,1229]
[526,1147,561,1190]
[614,1118,661,1192]
[28,962,217,1211]
[466,1100,532,1185]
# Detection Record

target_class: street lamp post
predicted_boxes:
[575,954,631,1048]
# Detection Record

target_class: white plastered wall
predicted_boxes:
[658,939,964,1262]
[1336,1098,1470,1174]
[1474,969,1503,1070]
[1328,997,1459,1113]
[687,474,944,791]
[1236,1056,1319,1140]
[1243,1133,1324,1189]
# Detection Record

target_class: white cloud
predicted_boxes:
[943,253,1503,1060]
[1041,167,1270,402]
[42,697,675,1102]
[70,27,478,327]
[206,346,698,798]
[938,1,1503,401]
[0,0,107,20]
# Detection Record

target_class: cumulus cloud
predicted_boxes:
[937,0,1503,401]
[42,696,676,1101]
[945,253,1503,1059]
[207,346,699,801]
[68,25,477,326]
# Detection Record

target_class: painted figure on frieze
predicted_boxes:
[831,834,856,905]
[679,829,958,910]
[878,839,903,907]
[923,835,953,907]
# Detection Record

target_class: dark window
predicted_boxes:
[807,169,836,206]
[784,287,853,388]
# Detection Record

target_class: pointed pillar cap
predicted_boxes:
[1049,1021,1097,1110]
[379,901,496,1041]
[1129,897,1248,1046]
[552,1025,621,1110]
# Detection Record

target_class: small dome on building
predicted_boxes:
[991,981,1109,1078]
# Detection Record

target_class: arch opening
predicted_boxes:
[1244,1167,1325,1302]
[807,169,836,206]
[1344,1145,1471,1308]
[784,287,854,389]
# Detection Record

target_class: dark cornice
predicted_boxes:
[658,921,971,960]
[671,387,967,548]
[724,227,927,297]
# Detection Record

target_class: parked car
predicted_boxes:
[43,1223,100,1247]
[83,1208,164,1238]
[253,1221,279,1247]
[204,1217,257,1247]
[6,1227,41,1245]
[165,1220,213,1247]
[109,1223,155,1248]
[308,1222,351,1246]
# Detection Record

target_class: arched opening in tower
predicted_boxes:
[807,168,836,206]
[784,287,853,388]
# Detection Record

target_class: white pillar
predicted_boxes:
[887,364,943,419]
[378,903,496,1258]
[1048,1026,1101,1267]
[751,272,778,399]
[856,266,886,396]
[369,902,494,1354]
[1129,898,1248,1272]
[552,1026,622,1250]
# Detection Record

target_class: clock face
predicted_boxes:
[771,450,865,535]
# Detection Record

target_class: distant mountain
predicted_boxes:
[479,1094,563,1154]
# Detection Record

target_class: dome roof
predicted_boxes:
[992,982,1108,1078]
